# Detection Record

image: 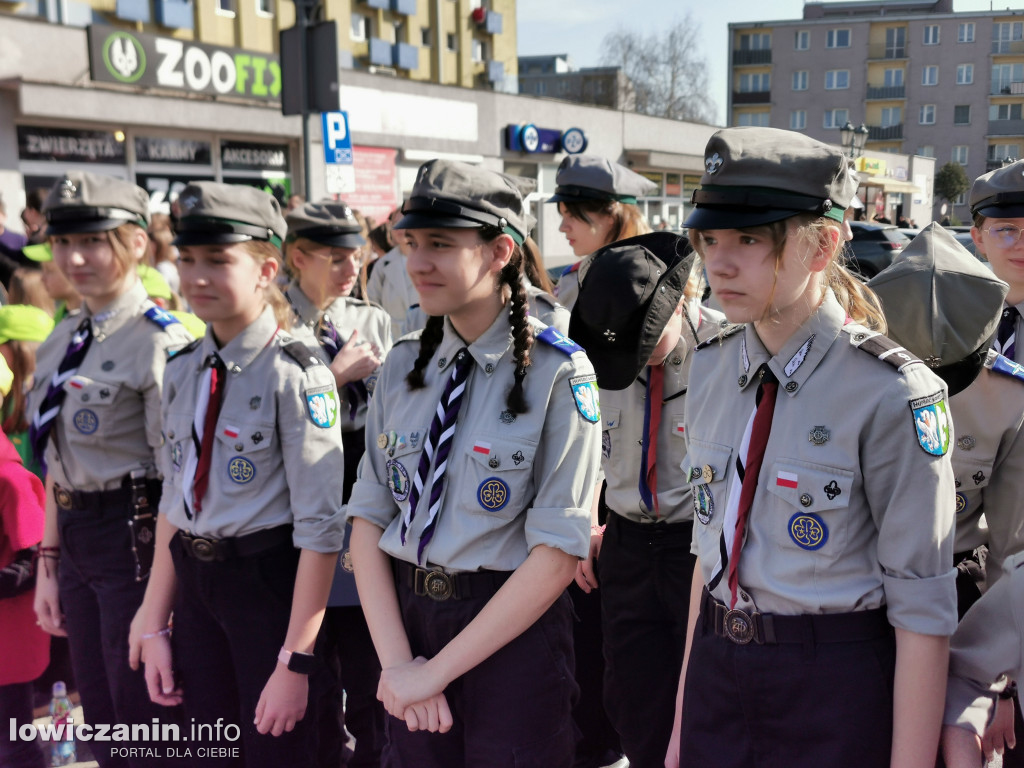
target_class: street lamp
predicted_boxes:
[839,121,869,159]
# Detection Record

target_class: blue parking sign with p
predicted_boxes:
[322,111,353,165]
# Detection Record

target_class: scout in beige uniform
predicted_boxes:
[549,155,655,311]
[569,231,723,768]
[130,182,345,768]
[667,127,958,768]
[28,172,193,768]
[282,200,390,767]
[365,238,420,340]
[347,159,602,768]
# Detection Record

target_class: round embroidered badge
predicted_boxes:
[788,512,828,550]
[386,459,410,502]
[227,457,256,484]
[477,477,510,512]
[693,484,714,525]
[955,492,968,515]
[73,409,99,434]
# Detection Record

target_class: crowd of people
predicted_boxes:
[1,125,1024,768]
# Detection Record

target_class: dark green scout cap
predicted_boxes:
[569,231,695,390]
[173,182,287,248]
[286,202,365,248]
[685,127,851,230]
[868,222,1008,396]
[970,159,1024,218]
[44,172,150,236]
[395,160,534,245]
[547,155,657,205]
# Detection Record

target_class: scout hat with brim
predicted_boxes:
[286,201,366,248]
[173,182,286,248]
[685,126,851,230]
[970,159,1024,218]
[547,155,657,205]
[0,304,55,345]
[44,172,150,236]
[569,231,695,390]
[868,222,1008,396]
[395,160,535,245]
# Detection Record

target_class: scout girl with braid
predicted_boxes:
[347,159,602,768]
[666,127,958,768]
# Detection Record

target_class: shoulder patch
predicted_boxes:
[536,326,584,356]
[560,262,581,278]
[281,340,323,370]
[167,338,201,361]
[143,306,182,330]
[849,330,923,373]
[990,353,1024,384]
[695,323,743,351]
[910,390,951,456]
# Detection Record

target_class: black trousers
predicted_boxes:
[170,534,319,768]
[382,579,578,768]
[598,514,694,768]
[0,682,45,768]
[679,605,896,768]
[58,507,181,768]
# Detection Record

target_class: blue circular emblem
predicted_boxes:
[788,513,828,550]
[519,124,540,153]
[561,127,588,154]
[477,477,510,512]
[693,484,714,525]
[955,492,968,515]
[227,457,256,484]
[73,409,99,434]
[386,459,410,502]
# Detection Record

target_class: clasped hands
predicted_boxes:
[378,657,454,733]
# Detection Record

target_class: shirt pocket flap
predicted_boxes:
[766,459,854,513]
[467,435,537,472]
[685,439,733,488]
[214,420,276,454]
[954,456,994,491]
[63,375,121,406]
[603,406,622,431]
[669,408,687,441]
[375,427,428,461]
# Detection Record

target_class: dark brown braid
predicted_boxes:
[405,315,445,390]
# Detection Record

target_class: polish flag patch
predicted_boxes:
[675,422,685,434]
[776,471,799,489]
[223,425,240,439]
[473,441,491,455]
[69,378,85,389]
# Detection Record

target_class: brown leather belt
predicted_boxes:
[176,526,293,562]
[55,479,161,516]
[394,560,512,601]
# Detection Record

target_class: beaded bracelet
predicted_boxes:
[141,627,172,640]
[591,524,606,537]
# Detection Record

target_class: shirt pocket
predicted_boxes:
[602,406,621,461]
[213,419,277,494]
[60,375,122,439]
[163,411,195,476]
[765,459,854,560]
[376,427,428,511]
[464,434,538,521]
[686,440,734,549]
[952,454,995,519]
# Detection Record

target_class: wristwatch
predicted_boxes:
[277,647,316,675]
[999,680,1018,701]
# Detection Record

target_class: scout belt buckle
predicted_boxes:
[54,486,73,511]
[185,535,219,562]
[417,568,454,601]
[724,609,756,644]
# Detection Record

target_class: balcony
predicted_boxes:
[391,0,416,13]
[989,119,1024,136]
[393,42,418,71]
[368,37,392,67]
[866,84,905,100]
[987,157,1018,170]
[732,90,771,104]
[991,82,1024,96]
[732,49,771,66]
[487,60,505,83]
[993,40,1024,55]
[867,124,903,141]
[154,0,191,27]
[116,0,150,22]
[867,44,906,60]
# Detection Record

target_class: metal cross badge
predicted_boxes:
[603,329,617,342]
[59,178,78,200]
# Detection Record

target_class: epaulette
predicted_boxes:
[695,323,743,351]
[848,329,923,373]
[560,262,581,278]
[167,338,201,361]
[143,306,182,330]
[393,328,424,346]
[281,340,324,370]
[536,326,584,356]
[990,353,1024,384]
[531,291,561,310]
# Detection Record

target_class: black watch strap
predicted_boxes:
[277,648,316,675]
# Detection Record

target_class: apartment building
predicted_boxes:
[518,55,635,110]
[729,0,1024,222]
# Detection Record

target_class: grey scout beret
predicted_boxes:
[174,181,287,248]
[868,222,1008,396]
[286,201,365,248]
[547,155,657,205]
[395,159,535,245]
[44,172,150,235]
[684,126,851,230]
[970,159,1024,218]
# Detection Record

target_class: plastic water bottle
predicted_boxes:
[48,681,76,767]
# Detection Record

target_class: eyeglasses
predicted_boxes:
[982,224,1024,248]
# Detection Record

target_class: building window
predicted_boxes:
[954,105,971,124]
[923,24,940,45]
[880,106,901,127]
[918,146,935,157]
[919,104,936,124]
[884,67,904,87]
[739,33,771,50]
[826,28,850,48]
[922,65,938,86]
[795,30,809,50]
[536,81,546,95]
[990,143,1020,161]
[217,0,234,14]
[958,22,975,43]
[350,14,368,41]
[792,71,808,90]
[737,112,770,127]
[993,63,1024,94]
[472,38,485,62]
[956,63,973,85]
[991,103,1024,121]
[446,33,457,52]
[421,27,431,46]
[993,22,1024,54]
[952,145,969,165]
[791,110,806,130]
[823,108,849,129]
[739,72,770,92]
[825,70,849,90]
[885,27,906,57]
[256,0,272,14]
[953,191,968,206]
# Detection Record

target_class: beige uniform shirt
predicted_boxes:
[1008,300,1024,365]
[28,280,193,490]
[950,351,1024,580]
[159,306,345,553]
[686,289,958,636]
[525,284,570,334]
[601,304,724,524]
[554,255,591,312]
[365,248,418,339]
[284,282,393,432]
[347,313,602,572]
[944,550,1024,735]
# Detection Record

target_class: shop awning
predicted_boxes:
[862,177,921,194]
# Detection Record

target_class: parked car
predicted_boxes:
[845,221,911,278]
